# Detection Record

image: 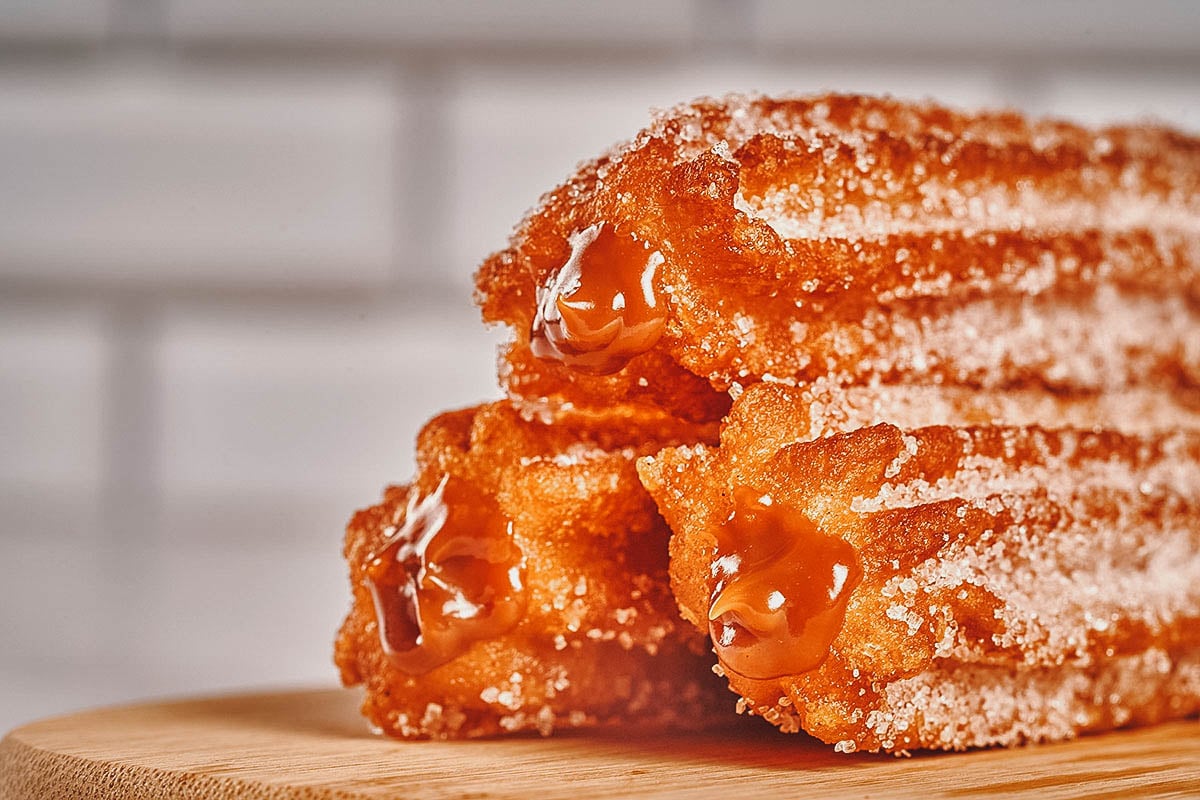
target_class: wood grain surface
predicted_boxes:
[1,688,1197,799]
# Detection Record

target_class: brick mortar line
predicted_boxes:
[97,298,162,670]
[95,38,1200,69]
[0,280,472,308]
[0,46,1194,87]
[395,55,455,285]
[108,0,168,45]
[6,23,1197,67]
[695,0,756,51]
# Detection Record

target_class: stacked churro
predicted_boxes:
[478,95,1199,423]
[640,384,1200,751]
[338,94,1200,750]
[335,403,723,737]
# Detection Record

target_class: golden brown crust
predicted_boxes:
[639,385,1200,751]
[335,403,725,738]
[343,94,1200,749]
[477,94,1200,424]
[498,343,732,429]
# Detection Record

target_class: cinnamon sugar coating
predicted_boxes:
[477,94,1200,424]
[335,403,724,738]
[341,94,1200,749]
[639,385,1200,751]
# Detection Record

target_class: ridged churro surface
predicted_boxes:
[478,94,1200,425]
[640,386,1200,751]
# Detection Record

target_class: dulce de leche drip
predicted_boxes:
[530,222,666,375]
[364,475,526,675]
[708,486,862,680]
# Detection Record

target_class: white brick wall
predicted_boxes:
[0,1,111,42]
[751,0,1200,54]
[0,299,107,489]
[2,0,1198,735]
[0,298,110,694]
[154,298,501,497]
[133,536,347,691]
[0,61,399,288]
[165,0,698,47]
[1031,65,1200,131]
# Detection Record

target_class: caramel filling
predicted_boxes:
[530,222,666,375]
[708,486,862,680]
[365,475,526,675]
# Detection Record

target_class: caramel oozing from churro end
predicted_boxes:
[365,476,526,675]
[530,222,666,375]
[708,486,862,680]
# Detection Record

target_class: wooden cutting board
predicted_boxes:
[1,688,1197,799]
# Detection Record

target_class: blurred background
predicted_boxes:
[1,0,1198,733]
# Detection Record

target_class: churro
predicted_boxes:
[335,403,721,738]
[640,384,1200,751]
[477,94,1199,425]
